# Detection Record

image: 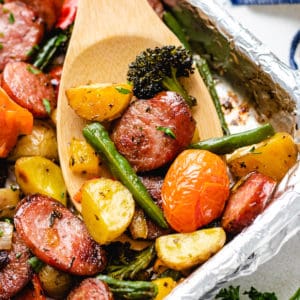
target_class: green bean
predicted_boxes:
[189,123,275,154]
[163,11,230,135]
[82,122,168,229]
[33,32,67,71]
[96,274,158,300]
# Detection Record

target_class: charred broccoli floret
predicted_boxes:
[127,45,196,106]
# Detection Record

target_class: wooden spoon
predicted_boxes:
[56,0,222,211]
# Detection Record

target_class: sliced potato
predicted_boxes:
[15,156,67,205]
[69,138,101,177]
[81,178,135,245]
[9,120,58,161]
[66,83,133,122]
[0,188,20,218]
[227,132,298,181]
[152,277,177,300]
[155,227,226,271]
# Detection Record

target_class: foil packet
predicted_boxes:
[231,0,300,4]
[162,0,300,299]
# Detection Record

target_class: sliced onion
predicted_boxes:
[0,221,13,250]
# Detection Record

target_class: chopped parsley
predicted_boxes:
[0,229,3,237]
[215,286,287,300]
[27,65,41,75]
[28,256,44,273]
[156,126,176,139]
[115,86,131,94]
[42,98,51,114]
[0,43,3,50]
[8,12,15,24]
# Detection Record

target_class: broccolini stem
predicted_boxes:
[162,68,196,107]
[163,10,230,135]
[189,123,275,154]
[107,245,156,280]
[83,122,168,229]
[96,274,158,300]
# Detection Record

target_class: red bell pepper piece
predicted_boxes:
[56,0,79,30]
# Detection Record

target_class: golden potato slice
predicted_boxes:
[9,120,58,161]
[155,227,226,271]
[152,277,177,300]
[0,188,20,218]
[81,178,135,245]
[227,132,298,181]
[69,138,101,177]
[15,156,67,205]
[66,83,133,122]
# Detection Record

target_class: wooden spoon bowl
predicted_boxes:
[57,0,222,210]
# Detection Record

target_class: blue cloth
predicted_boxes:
[231,0,300,4]
[289,30,300,69]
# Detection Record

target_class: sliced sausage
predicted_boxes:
[1,61,56,118]
[0,232,32,299]
[67,278,114,300]
[111,91,196,172]
[0,1,44,71]
[147,0,164,18]
[5,0,61,30]
[14,194,107,276]
[221,171,277,235]
[130,176,171,239]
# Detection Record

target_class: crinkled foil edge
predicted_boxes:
[164,1,300,299]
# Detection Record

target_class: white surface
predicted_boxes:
[218,1,300,299]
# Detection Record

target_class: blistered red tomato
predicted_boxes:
[162,149,230,233]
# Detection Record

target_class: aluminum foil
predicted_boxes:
[162,1,300,299]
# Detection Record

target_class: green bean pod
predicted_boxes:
[83,122,168,229]
[96,275,158,300]
[189,123,275,154]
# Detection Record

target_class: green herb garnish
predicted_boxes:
[27,65,41,75]
[156,126,176,139]
[42,98,51,114]
[8,12,14,24]
[115,87,131,94]
[28,256,44,273]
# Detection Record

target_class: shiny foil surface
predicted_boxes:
[163,1,300,299]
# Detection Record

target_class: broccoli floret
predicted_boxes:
[127,45,196,106]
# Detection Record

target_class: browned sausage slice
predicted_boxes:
[0,1,44,71]
[1,61,56,118]
[14,194,107,276]
[111,91,196,172]
[0,232,32,299]
[5,0,60,30]
[67,278,114,300]
[221,171,277,235]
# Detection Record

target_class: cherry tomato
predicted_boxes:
[162,149,230,233]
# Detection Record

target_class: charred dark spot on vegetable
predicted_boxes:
[49,209,63,227]
[17,170,28,183]
[239,162,246,169]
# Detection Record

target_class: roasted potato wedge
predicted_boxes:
[15,156,67,205]
[227,132,298,181]
[81,178,135,245]
[155,227,226,271]
[66,83,133,122]
[0,188,20,218]
[9,120,58,161]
